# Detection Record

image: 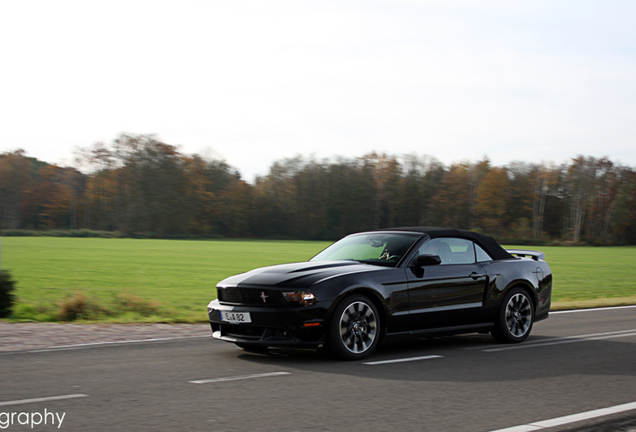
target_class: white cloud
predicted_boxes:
[1,0,635,180]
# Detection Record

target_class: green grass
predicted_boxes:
[509,245,636,310]
[1,237,635,322]
[0,237,330,323]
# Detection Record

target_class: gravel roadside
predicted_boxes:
[0,322,211,352]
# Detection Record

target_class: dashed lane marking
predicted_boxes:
[0,394,88,407]
[190,372,291,384]
[481,329,636,352]
[363,355,443,365]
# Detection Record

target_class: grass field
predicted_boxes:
[1,237,635,323]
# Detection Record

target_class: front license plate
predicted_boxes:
[220,311,252,324]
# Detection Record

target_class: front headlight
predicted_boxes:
[207,300,216,315]
[282,291,317,306]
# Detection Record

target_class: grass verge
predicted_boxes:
[1,237,330,323]
[0,237,634,322]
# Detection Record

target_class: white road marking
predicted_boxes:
[551,305,636,314]
[363,355,443,365]
[482,328,636,352]
[489,401,636,432]
[0,394,88,407]
[466,328,636,351]
[8,335,211,354]
[190,372,291,384]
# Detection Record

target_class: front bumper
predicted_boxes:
[207,299,331,348]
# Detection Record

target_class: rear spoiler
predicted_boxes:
[507,249,545,261]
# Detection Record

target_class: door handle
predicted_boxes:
[470,272,483,280]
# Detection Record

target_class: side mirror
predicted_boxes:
[414,254,442,266]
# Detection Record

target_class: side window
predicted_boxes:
[475,244,493,262]
[419,238,476,265]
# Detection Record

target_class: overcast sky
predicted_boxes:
[1,0,635,181]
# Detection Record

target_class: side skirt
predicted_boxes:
[384,323,494,343]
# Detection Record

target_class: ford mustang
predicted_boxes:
[207,227,552,360]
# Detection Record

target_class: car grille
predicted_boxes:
[219,324,291,340]
[217,287,283,306]
[221,324,268,339]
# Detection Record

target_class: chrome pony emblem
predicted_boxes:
[260,292,269,303]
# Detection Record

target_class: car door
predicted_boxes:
[406,237,489,330]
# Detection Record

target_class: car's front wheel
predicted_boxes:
[492,287,534,343]
[327,294,381,360]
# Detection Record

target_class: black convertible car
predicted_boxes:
[207,227,552,360]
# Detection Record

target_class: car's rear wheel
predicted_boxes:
[492,287,534,343]
[327,294,380,360]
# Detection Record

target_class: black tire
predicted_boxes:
[491,287,534,343]
[326,294,381,360]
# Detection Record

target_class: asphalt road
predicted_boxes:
[1,306,635,432]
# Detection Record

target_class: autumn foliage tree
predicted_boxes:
[1,134,635,244]
[475,168,510,236]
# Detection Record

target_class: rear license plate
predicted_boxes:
[220,311,252,324]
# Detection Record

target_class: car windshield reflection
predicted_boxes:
[310,232,421,267]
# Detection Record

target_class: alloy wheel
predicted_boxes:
[338,301,378,354]
[505,293,532,338]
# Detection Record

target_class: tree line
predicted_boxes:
[1,133,635,244]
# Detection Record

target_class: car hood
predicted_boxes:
[217,260,387,289]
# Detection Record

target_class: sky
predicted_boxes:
[1,0,635,181]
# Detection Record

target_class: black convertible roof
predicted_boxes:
[379,227,514,261]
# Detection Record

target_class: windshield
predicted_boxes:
[310,232,421,267]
